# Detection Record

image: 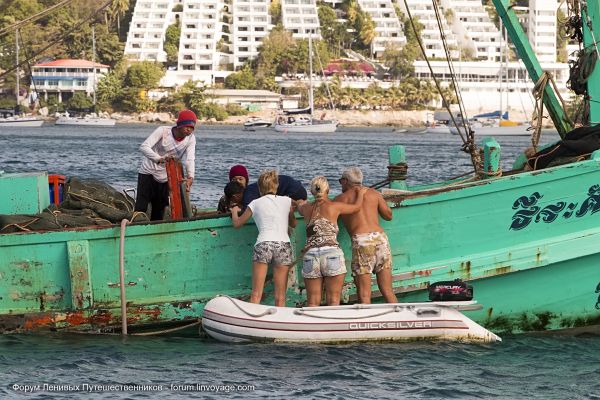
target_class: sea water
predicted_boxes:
[1,124,599,399]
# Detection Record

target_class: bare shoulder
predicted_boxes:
[333,192,349,203]
[366,187,383,198]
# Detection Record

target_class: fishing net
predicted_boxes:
[0,177,148,233]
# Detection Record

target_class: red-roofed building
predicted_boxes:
[31,59,110,103]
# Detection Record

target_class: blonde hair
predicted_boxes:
[310,176,329,200]
[258,169,279,196]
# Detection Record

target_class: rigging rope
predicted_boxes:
[0,0,113,82]
[313,40,336,111]
[531,71,573,150]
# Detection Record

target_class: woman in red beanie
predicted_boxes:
[134,109,198,220]
[217,164,249,213]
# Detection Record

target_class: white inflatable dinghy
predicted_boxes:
[202,296,501,344]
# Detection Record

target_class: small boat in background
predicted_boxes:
[55,112,116,127]
[243,116,272,129]
[202,296,501,344]
[0,115,44,127]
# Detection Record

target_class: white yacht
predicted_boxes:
[0,115,44,127]
[55,112,116,127]
[243,116,271,129]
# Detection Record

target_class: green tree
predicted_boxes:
[96,61,127,111]
[164,21,181,67]
[110,0,130,33]
[318,4,348,57]
[125,61,165,90]
[357,12,376,52]
[269,0,282,26]
[66,92,94,110]
[557,9,568,63]
[224,67,257,89]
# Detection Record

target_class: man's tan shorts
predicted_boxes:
[350,232,392,277]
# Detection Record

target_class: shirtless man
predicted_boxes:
[334,167,398,304]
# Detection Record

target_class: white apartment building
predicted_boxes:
[396,0,459,59]
[176,0,227,84]
[528,0,557,63]
[414,60,570,115]
[439,0,502,61]
[357,0,406,57]
[124,0,180,62]
[281,0,321,39]
[231,0,271,69]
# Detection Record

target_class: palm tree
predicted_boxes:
[110,0,130,32]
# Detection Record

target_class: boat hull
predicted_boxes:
[450,125,530,136]
[244,123,271,128]
[2,153,600,335]
[55,117,116,127]
[0,118,44,127]
[202,296,500,343]
[273,120,338,133]
[426,126,450,134]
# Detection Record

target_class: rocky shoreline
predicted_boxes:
[111,109,431,127]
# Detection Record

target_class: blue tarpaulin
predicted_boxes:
[472,110,509,119]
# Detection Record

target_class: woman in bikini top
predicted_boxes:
[297,176,367,306]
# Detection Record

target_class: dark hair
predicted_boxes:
[224,181,244,198]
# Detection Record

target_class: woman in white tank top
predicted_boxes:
[231,170,297,306]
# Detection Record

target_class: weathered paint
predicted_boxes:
[482,138,501,178]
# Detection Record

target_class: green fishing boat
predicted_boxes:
[1,0,600,335]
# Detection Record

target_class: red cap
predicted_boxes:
[229,165,249,182]
[176,109,197,128]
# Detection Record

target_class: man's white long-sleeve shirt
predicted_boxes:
[138,126,196,183]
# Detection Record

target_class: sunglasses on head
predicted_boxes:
[338,177,347,184]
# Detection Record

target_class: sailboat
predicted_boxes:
[55,27,116,127]
[0,29,44,127]
[273,34,338,133]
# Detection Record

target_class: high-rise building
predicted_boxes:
[124,0,179,62]
[396,0,459,59]
[439,0,502,61]
[528,0,557,63]
[357,0,406,57]
[281,0,321,39]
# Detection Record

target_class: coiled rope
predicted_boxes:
[532,71,573,150]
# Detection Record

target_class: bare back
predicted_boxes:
[335,187,392,235]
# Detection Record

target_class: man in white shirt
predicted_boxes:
[134,109,197,220]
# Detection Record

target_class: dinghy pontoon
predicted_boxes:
[202,296,501,344]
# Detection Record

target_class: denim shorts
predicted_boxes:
[302,246,347,279]
[252,241,294,266]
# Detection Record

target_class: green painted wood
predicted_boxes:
[0,172,50,214]
[2,153,600,333]
[582,2,600,125]
[388,145,407,190]
[482,138,501,178]
[491,0,572,137]
[67,241,93,310]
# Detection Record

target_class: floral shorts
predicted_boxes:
[350,232,392,277]
[302,246,347,279]
[253,241,294,266]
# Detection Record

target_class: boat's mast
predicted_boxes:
[491,0,571,137]
[499,18,503,122]
[92,26,97,110]
[581,2,600,125]
[15,29,19,112]
[308,34,314,116]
